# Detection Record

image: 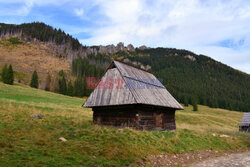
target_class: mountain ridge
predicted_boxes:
[0,22,249,112]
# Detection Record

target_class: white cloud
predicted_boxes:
[74,8,84,17]
[80,0,250,73]
[191,46,250,73]
[0,0,250,73]
[0,0,70,16]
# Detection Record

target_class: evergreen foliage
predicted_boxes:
[0,22,81,50]
[45,74,51,91]
[71,56,105,78]
[184,96,189,107]
[71,57,106,97]
[110,49,249,112]
[1,22,249,111]
[8,37,23,45]
[8,65,14,85]
[1,64,8,83]
[192,97,198,111]
[1,64,14,85]
[73,77,84,97]
[67,81,74,96]
[30,71,39,88]
[58,75,67,95]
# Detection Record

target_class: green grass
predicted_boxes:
[7,37,23,45]
[0,82,249,166]
[0,37,23,49]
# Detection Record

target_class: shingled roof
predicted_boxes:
[239,113,250,126]
[83,61,183,110]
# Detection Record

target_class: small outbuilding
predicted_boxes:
[239,113,250,133]
[83,61,183,130]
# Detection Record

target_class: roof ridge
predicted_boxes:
[113,60,153,75]
[113,60,164,88]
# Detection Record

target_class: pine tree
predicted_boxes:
[1,64,8,83]
[7,64,14,85]
[192,97,198,111]
[45,73,51,91]
[73,77,84,97]
[67,81,73,96]
[59,76,67,95]
[184,96,188,106]
[83,77,87,96]
[30,71,39,88]
[1,64,14,85]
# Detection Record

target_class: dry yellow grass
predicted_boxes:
[0,39,70,84]
[176,105,243,134]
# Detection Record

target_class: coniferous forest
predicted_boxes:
[112,49,250,112]
[0,22,81,50]
[0,22,249,112]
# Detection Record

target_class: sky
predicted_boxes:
[0,0,250,73]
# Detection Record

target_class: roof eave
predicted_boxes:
[83,103,184,110]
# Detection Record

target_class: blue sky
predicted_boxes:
[0,0,250,73]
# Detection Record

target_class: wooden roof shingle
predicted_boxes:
[239,113,250,126]
[83,61,183,110]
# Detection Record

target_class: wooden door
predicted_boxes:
[155,112,163,128]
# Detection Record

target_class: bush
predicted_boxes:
[8,37,23,45]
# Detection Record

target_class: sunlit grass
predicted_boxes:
[0,82,249,166]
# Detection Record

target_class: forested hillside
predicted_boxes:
[0,22,249,112]
[112,49,250,112]
[0,22,81,50]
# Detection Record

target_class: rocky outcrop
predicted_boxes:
[116,42,125,51]
[106,44,116,54]
[83,42,149,56]
[82,43,138,56]
[138,45,150,50]
[127,44,135,52]
[122,58,152,71]
[184,55,196,61]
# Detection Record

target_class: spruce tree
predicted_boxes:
[1,64,8,83]
[1,64,14,85]
[7,64,14,85]
[184,96,188,106]
[59,76,67,95]
[192,97,198,111]
[30,71,39,88]
[45,74,51,91]
[73,77,84,97]
[67,81,73,96]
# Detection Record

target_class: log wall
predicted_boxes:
[92,105,176,131]
[239,126,250,133]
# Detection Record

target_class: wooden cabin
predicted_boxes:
[239,113,250,133]
[83,61,183,130]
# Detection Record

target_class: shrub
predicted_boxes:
[8,37,23,45]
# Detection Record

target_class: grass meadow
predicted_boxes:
[0,82,249,166]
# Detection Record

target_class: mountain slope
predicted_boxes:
[115,49,250,112]
[0,37,70,90]
[0,22,249,112]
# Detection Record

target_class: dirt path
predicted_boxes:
[142,149,250,167]
[190,152,250,167]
